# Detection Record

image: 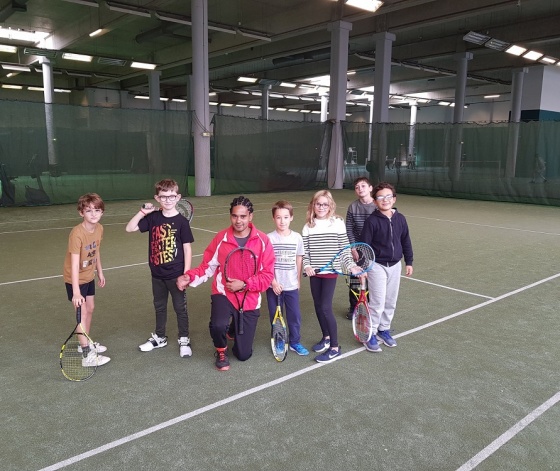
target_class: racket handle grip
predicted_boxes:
[302,269,320,278]
[76,306,82,324]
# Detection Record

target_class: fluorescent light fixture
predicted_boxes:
[280,82,297,88]
[54,88,72,93]
[276,107,287,111]
[171,98,186,103]
[506,45,526,56]
[28,86,44,91]
[346,113,352,117]
[463,31,491,45]
[416,98,430,103]
[345,0,383,13]
[438,101,451,106]
[160,97,169,101]
[233,90,250,95]
[62,0,99,6]
[1,64,31,72]
[236,28,271,42]
[0,29,50,43]
[300,97,315,102]
[235,104,248,108]
[288,109,299,112]
[484,95,500,99]
[209,101,219,106]
[154,11,192,26]
[249,105,260,109]
[106,1,151,17]
[311,110,321,114]
[523,50,543,61]
[250,91,262,96]
[269,93,284,98]
[130,61,157,70]
[347,71,356,75]
[299,83,317,89]
[209,92,217,96]
[134,95,149,100]
[0,44,17,53]
[539,56,557,64]
[220,103,234,107]
[237,76,258,83]
[2,84,23,89]
[300,109,311,113]
[6,72,16,77]
[484,38,510,51]
[89,29,104,37]
[62,52,93,62]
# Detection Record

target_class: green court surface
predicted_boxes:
[1,191,559,471]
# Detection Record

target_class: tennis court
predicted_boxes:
[1,190,559,471]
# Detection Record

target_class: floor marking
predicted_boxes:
[456,391,560,471]
[404,276,494,299]
[36,271,560,471]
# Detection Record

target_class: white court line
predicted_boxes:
[456,391,560,471]
[404,276,494,299]
[36,271,560,471]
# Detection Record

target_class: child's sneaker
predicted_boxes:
[78,342,107,353]
[178,337,192,357]
[364,335,382,352]
[312,338,330,353]
[314,347,341,363]
[82,350,111,367]
[376,330,397,347]
[289,343,309,356]
[139,333,168,352]
[214,347,230,371]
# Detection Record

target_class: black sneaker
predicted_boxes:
[346,307,354,320]
[214,347,230,371]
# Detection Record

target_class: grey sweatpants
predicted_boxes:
[366,261,402,333]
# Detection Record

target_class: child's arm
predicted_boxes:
[296,254,303,289]
[70,253,84,307]
[183,242,192,273]
[125,204,155,232]
[96,247,105,287]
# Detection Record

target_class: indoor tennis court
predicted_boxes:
[1,190,559,471]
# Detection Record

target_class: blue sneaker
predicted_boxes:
[276,339,285,355]
[312,338,330,353]
[377,330,397,347]
[364,335,382,352]
[289,343,309,356]
[315,347,341,363]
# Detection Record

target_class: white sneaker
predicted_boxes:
[78,342,107,353]
[139,333,168,352]
[178,337,192,357]
[82,351,111,367]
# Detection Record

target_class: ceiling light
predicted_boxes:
[250,91,262,96]
[506,45,526,56]
[235,104,248,108]
[0,28,50,43]
[269,93,284,98]
[236,28,271,42]
[539,56,557,64]
[345,0,383,13]
[237,76,258,83]
[438,101,451,106]
[416,98,430,103]
[280,82,297,88]
[484,95,500,99]
[171,98,186,103]
[209,101,219,105]
[54,88,71,93]
[463,31,491,45]
[523,50,543,61]
[2,84,23,89]
[28,86,44,91]
[484,38,510,51]
[1,64,31,72]
[62,0,99,6]
[276,107,287,111]
[0,44,17,53]
[134,95,149,100]
[130,61,157,70]
[154,11,192,26]
[220,103,234,107]
[62,52,93,62]
[89,29,104,37]
[160,97,169,101]
[106,1,151,17]
[300,109,311,113]
[249,105,260,109]
[288,109,299,112]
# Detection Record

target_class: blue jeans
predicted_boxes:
[266,288,302,345]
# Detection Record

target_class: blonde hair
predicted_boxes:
[305,190,341,227]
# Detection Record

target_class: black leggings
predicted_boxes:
[309,276,338,348]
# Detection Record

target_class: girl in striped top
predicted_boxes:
[302,190,356,363]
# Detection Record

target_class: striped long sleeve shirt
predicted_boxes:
[302,217,350,274]
[345,200,377,244]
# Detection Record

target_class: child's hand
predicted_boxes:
[271,280,283,295]
[72,294,84,308]
[405,265,413,276]
[97,273,106,288]
[141,203,156,213]
[304,266,315,277]
[176,274,190,291]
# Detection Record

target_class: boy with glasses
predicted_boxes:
[126,179,194,358]
[359,182,413,353]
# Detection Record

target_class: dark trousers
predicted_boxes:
[209,294,260,361]
[266,288,302,345]
[309,276,338,348]
[151,276,189,338]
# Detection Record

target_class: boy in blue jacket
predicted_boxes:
[359,182,413,352]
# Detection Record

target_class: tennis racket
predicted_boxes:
[224,247,257,335]
[177,198,194,222]
[60,306,97,381]
[271,294,288,362]
[304,242,375,277]
[352,277,373,343]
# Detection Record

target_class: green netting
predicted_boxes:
[344,121,560,205]
[0,100,192,206]
[212,115,329,194]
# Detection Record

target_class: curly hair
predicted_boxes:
[230,195,254,214]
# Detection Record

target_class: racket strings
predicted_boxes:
[60,334,96,381]
[226,251,257,281]
[354,303,372,343]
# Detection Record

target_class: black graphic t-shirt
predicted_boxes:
[138,211,194,280]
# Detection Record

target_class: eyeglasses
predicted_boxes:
[158,195,179,202]
[374,194,395,201]
[315,202,330,208]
